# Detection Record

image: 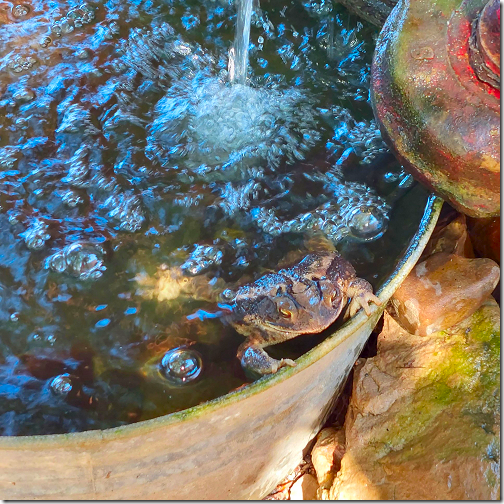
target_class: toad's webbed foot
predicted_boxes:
[346,278,382,318]
[237,343,296,376]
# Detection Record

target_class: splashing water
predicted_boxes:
[148,77,320,178]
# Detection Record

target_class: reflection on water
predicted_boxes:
[0,0,415,435]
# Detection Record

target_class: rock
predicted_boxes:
[467,216,500,264]
[311,427,345,489]
[289,474,319,501]
[421,213,474,259]
[330,299,500,500]
[389,252,500,336]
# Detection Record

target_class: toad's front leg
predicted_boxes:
[237,338,296,377]
[345,277,382,318]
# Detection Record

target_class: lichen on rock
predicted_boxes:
[329,298,500,500]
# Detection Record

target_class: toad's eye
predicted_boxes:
[279,308,292,318]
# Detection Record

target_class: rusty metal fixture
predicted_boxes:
[371,0,500,218]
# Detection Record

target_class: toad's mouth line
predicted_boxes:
[261,319,329,335]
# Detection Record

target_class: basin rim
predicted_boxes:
[0,194,442,447]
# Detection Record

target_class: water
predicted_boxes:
[229,0,254,84]
[0,0,422,435]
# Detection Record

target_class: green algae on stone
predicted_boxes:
[331,298,500,500]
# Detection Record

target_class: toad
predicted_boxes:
[226,251,381,376]
[137,250,381,377]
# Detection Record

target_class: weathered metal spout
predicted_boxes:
[469,0,500,88]
[371,0,500,218]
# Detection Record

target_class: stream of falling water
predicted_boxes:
[229,0,254,84]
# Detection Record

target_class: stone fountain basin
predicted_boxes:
[0,193,442,500]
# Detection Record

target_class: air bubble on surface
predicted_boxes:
[215,180,261,216]
[181,244,224,275]
[20,220,51,250]
[13,88,35,103]
[50,374,73,395]
[45,242,107,280]
[51,3,95,37]
[330,106,388,165]
[160,348,203,385]
[347,205,388,241]
[39,36,52,48]
[103,192,145,232]
[0,148,18,169]
[62,145,92,187]
[12,4,30,17]
[56,105,99,136]
[7,55,37,73]
[61,190,84,207]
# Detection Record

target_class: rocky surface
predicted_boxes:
[310,427,346,499]
[330,300,500,500]
[265,209,500,501]
[388,253,500,336]
[467,217,501,264]
[289,474,319,500]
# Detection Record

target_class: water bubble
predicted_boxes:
[51,22,63,36]
[10,312,19,322]
[46,334,57,345]
[398,173,414,189]
[108,21,120,35]
[330,107,387,164]
[181,244,224,275]
[45,242,106,280]
[50,374,73,395]
[40,36,52,48]
[347,205,388,241]
[76,48,91,60]
[12,4,30,17]
[60,19,75,34]
[28,333,42,343]
[8,214,20,225]
[104,192,145,232]
[47,251,66,273]
[20,220,51,250]
[8,55,37,73]
[160,348,203,385]
[383,172,399,183]
[61,190,83,207]
[13,88,35,103]
[57,106,99,136]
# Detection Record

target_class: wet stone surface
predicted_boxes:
[0,0,424,434]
